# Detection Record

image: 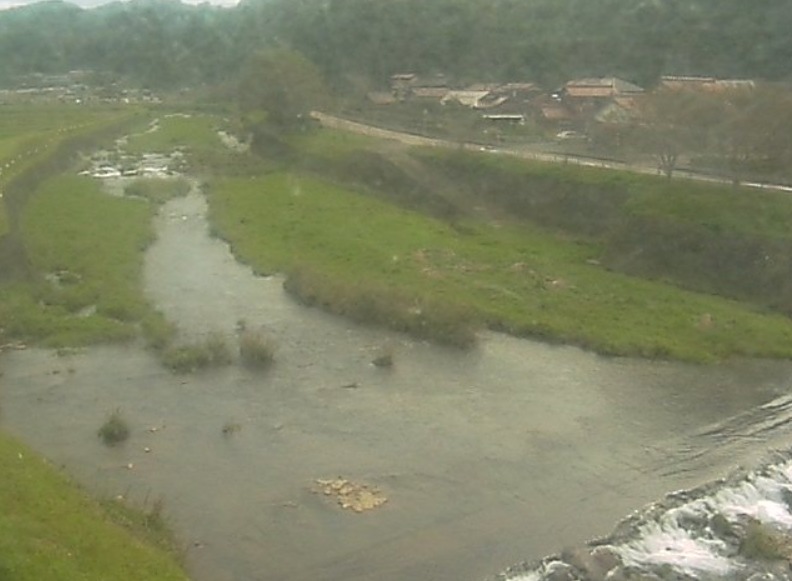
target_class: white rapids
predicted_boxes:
[502,450,792,581]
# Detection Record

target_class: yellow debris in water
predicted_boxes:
[314,478,387,513]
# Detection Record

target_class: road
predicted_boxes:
[311,111,792,194]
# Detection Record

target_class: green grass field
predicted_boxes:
[289,127,383,161]
[0,175,154,347]
[0,433,187,581]
[207,171,792,361]
[0,104,137,238]
[0,104,123,135]
[125,113,222,155]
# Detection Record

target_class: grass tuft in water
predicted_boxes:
[238,330,276,368]
[221,421,242,436]
[161,331,232,373]
[97,410,130,446]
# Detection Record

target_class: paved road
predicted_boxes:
[311,111,792,194]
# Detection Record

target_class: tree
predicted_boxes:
[237,48,329,132]
[707,86,792,185]
[629,88,713,179]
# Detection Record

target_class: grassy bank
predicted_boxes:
[0,104,143,255]
[0,174,154,347]
[0,106,97,238]
[0,432,187,581]
[0,105,187,349]
[125,113,222,157]
[416,149,792,313]
[207,171,792,361]
[417,148,792,240]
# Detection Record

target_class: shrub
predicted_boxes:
[238,330,276,368]
[204,331,232,364]
[97,409,130,446]
[161,332,231,373]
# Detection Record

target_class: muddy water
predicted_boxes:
[3,185,792,581]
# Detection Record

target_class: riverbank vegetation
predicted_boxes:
[0,175,153,347]
[0,432,187,581]
[0,104,133,238]
[206,168,792,361]
[0,104,161,347]
[125,114,223,161]
[415,148,792,314]
[162,332,233,373]
[5,102,788,362]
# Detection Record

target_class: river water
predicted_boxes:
[2,181,792,581]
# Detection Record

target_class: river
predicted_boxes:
[2,179,792,581]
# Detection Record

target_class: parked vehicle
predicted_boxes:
[555,130,587,141]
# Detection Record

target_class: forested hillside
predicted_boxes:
[0,0,790,89]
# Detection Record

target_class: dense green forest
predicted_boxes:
[0,0,790,89]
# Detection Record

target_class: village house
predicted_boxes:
[534,94,576,126]
[594,96,641,124]
[388,73,449,101]
[563,77,644,99]
[389,73,417,100]
[549,77,645,129]
[441,89,492,108]
[411,85,449,101]
[660,75,756,93]
[373,73,658,134]
[478,82,543,122]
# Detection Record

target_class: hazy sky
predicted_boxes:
[0,0,239,9]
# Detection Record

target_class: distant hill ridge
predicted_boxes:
[0,0,789,89]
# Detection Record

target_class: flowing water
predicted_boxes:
[2,180,792,581]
